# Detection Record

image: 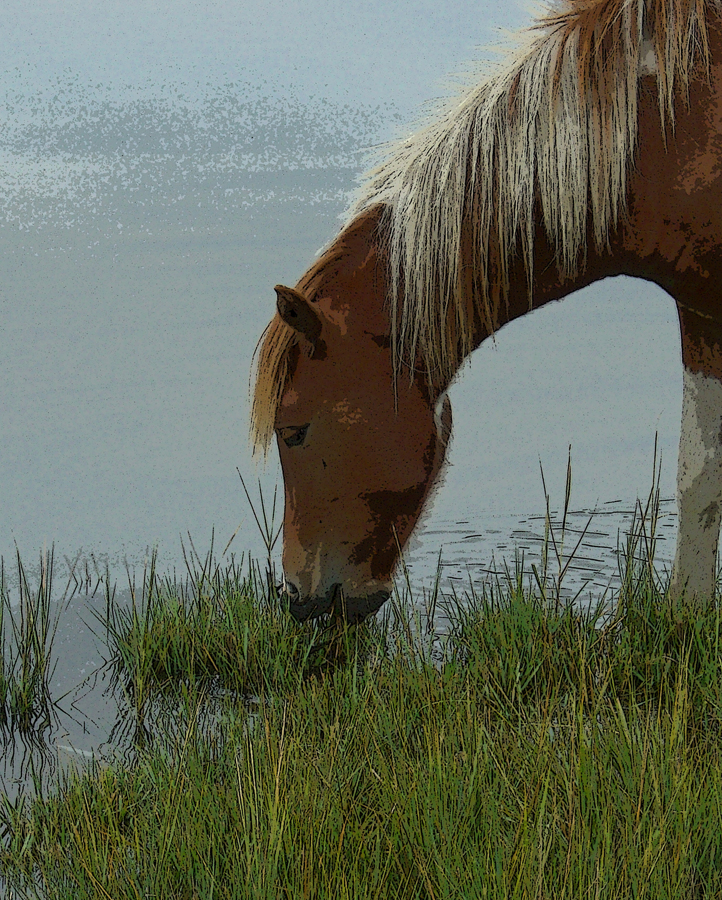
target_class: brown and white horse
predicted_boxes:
[253,0,722,622]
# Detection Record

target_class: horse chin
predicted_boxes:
[286,583,391,624]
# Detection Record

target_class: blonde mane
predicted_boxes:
[253,0,720,455]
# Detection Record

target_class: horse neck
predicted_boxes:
[465,221,630,359]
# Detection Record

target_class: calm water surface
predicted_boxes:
[1,86,684,608]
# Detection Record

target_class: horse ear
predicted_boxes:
[274,285,322,344]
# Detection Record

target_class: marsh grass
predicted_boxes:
[3,468,722,897]
[0,549,66,739]
[3,580,722,899]
[95,540,348,706]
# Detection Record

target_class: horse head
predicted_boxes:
[261,208,451,623]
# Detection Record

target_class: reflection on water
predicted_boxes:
[0,589,128,804]
[404,498,677,610]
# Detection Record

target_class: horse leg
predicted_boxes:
[670,310,722,606]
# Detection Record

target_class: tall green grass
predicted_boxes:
[2,558,722,896]
[2,464,722,898]
[0,549,65,739]
[3,585,722,899]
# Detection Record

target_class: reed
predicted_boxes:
[2,575,722,899]
[0,549,65,739]
[2,471,722,898]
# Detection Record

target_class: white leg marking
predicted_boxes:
[671,367,722,602]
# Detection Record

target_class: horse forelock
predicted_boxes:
[250,317,295,458]
[345,0,721,392]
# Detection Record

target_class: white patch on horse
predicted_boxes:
[671,368,722,602]
[434,391,452,448]
[434,391,447,436]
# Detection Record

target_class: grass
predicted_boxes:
[2,469,722,897]
[2,582,722,899]
[0,548,66,739]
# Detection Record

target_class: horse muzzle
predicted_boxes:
[283,580,391,624]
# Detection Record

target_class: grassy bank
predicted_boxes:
[0,531,721,898]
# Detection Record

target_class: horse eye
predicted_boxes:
[278,424,309,448]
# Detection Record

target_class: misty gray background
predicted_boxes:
[1,0,682,603]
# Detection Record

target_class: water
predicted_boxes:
[406,499,677,607]
[1,80,685,606]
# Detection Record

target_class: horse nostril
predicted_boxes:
[285,580,300,599]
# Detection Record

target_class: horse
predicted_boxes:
[252,0,722,623]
